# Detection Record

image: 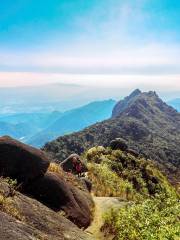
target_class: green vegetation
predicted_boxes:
[103,194,180,240]
[86,147,175,198]
[88,162,136,199]
[44,91,180,188]
[43,90,180,239]
[85,146,179,239]
[5,177,17,188]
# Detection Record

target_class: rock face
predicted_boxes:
[0,180,94,240]
[23,172,93,228]
[0,136,50,182]
[81,177,92,192]
[110,138,128,151]
[61,153,88,173]
[127,149,139,157]
[0,212,42,240]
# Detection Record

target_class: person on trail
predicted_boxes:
[76,162,82,177]
[72,156,78,174]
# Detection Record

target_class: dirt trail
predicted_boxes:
[86,197,128,240]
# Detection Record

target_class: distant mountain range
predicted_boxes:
[0,83,179,115]
[0,112,62,142]
[43,90,180,185]
[0,99,116,147]
[0,83,127,114]
[0,83,92,114]
[28,99,115,147]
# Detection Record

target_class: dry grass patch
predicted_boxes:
[48,162,64,176]
[0,179,22,221]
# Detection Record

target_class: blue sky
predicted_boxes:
[0,0,180,93]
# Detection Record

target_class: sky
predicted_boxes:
[0,0,180,95]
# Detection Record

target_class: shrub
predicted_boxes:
[102,194,180,240]
[86,147,176,197]
[88,162,139,200]
[86,146,106,163]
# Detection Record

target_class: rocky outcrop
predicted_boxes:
[127,149,139,157]
[60,153,88,173]
[23,172,93,228]
[81,177,92,192]
[0,136,94,230]
[0,136,50,183]
[0,211,42,240]
[0,180,94,240]
[110,138,128,151]
[110,138,139,157]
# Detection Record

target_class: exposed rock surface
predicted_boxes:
[22,172,93,228]
[0,136,50,182]
[81,177,92,192]
[127,149,139,157]
[0,211,42,240]
[0,180,94,240]
[110,138,128,151]
[0,136,94,231]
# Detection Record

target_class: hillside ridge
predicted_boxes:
[43,90,180,184]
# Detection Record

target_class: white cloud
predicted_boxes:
[0,42,180,92]
[0,72,179,92]
[0,43,179,75]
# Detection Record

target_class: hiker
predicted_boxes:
[60,153,87,176]
[76,162,82,177]
[72,156,78,174]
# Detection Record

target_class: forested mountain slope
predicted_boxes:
[44,90,180,183]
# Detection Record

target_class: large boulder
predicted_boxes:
[127,148,139,157]
[0,179,94,240]
[110,138,128,151]
[0,212,42,240]
[23,172,93,228]
[0,136,50,183]
[60,153,88,174]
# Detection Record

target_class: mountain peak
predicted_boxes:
[44,89,180,186]
[129,89,141,97]
[112,89,142,118]
[146,90,158,97]
[112,90,177,119]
